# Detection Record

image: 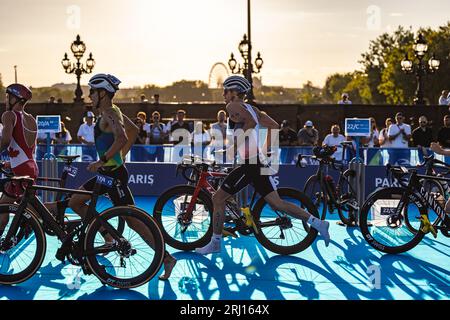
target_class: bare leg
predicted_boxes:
[264,191,331,246]
[0,194,17,235]
[195,188,231,255]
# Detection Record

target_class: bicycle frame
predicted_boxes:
[392,168,450,227]
[3,178,125,254]
[181,167,259,221]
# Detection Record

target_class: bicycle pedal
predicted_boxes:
[419,215,437,238]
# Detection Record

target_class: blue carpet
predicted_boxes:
[0,196,448,300]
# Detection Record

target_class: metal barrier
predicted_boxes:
[34,144,447,166]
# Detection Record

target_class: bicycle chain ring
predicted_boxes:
[386,214,403,229]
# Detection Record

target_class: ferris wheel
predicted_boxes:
[208,62,230,89]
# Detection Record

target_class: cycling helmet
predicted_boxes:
[88,73,121,93]
[223,75,251,94]
[6,84,32,101]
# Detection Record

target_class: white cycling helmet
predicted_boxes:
[88,73,121,93]
[223,75,251,94]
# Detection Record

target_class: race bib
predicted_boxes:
[96,174,114,188]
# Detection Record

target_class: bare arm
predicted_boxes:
[102,110,128,162]
[0,111,16,152]
[430,142,450,156]
[121,114,139,157]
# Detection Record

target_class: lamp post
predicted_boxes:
[227,0,263,104]
[400,33,440,105]
[61,35,95,104]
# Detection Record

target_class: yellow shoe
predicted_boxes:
[419,214,437,238]
[242,207,258,234]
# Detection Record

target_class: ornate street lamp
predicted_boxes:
[227,0,263,104]
[401,33,440,105]
[62,35,95,104]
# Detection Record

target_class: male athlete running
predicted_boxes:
[0,84,38,234]
[68,73,176,280]
[196,75,331,255]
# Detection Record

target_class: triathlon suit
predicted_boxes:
[81,105,134,206]
[220,103,277,197]
[5,111,39,197]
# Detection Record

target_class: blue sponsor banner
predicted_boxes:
[37,162,402,197]
[345,118,371,137]
[37,115,61,133]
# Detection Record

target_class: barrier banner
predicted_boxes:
[37,162,394,197]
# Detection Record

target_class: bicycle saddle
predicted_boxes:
[58,155,80,162]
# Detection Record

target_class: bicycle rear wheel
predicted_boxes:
[0,204,46,285]
[336,177,358,226]
[303,175,325,218]
[359,187,426,254]
[84,206,165,289]
[252,188,319,255]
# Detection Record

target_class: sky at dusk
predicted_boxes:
[1,0,449,88]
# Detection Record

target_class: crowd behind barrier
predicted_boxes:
[25,144,449,166]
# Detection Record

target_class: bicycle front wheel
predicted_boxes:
[153,185,213,251]
[359,187,426,254]
[0,204,46,285]
[84,206,165,289]
[252,188,319,255]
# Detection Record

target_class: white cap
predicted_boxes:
[305,120,313,127]
[86,111,95,118]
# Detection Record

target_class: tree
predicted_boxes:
[359,23,450,105]
[322,73,353,103]
[298,81,324,104]
[343,72,372,104]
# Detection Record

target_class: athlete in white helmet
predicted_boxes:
[195,75,331,255]
[67,74,177,280]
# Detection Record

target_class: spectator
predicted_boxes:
[323,124,346,161]
[279,120,298,146]
[297,120,319,146]
[57,98,63,104]
[411,116,433,148]
[79,106,95,125]
[169,109,191,145]
[411,116,434,163]
[366,117,380,148]
[210,110,227,148]
[77,111,95,145]
[147,111,167,145]
[192,121,211,146]
[438,90,449,105]
[140,94,149,103]
[165,112,177,134]
[338,93,352,105]
[153,94,160,106]
[136,111,150,133]
[388,112,412,165]
[437,115,450,148]
[53,121,72,144]
[47,96,56,104]
[379,117,393,148]
[133,117,147,145]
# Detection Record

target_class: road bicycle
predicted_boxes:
[298,143,359,226]
[359,163,450,254]
[153,155,319,255]
[0,166,165,288]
